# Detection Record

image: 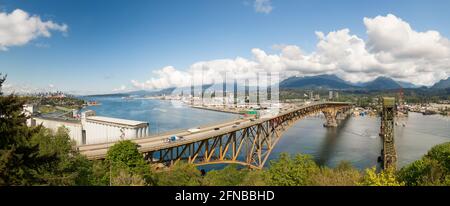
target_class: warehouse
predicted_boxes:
[28,110,149,146]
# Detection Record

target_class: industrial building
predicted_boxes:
[28,109,149,146]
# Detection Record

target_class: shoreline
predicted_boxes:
[190,105,242,114]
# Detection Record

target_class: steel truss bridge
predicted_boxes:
[78,102,353,169]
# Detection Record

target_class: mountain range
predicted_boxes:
[279,74,358,89]
[278,74,427,90]
[431,77,450,89]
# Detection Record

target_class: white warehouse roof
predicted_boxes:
[86,116,148,127]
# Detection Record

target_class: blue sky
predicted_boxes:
[1,0,450,94]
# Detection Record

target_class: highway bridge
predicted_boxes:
[78,102,353,169]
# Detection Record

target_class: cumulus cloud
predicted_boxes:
[131,14,450,89]
[254,0,273,14]
[364,14,450,60]
[0,9,68,51]
[112,85,127,92]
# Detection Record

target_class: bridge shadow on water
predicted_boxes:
[314,117,350,167]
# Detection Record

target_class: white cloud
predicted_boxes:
[131,66,191,90]
[254,0,273,14]
[130,14,450,89]
[364,14,450,60]
[0,9,68,51]
[112,85,127,92]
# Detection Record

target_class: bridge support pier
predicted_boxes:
[380,97,397,170]
[322,108,338,127]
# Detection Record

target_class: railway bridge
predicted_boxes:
[78,102,353,169]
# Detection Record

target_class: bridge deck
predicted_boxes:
[78,102,352,159]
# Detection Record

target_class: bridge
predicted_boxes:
[78,102,353,169]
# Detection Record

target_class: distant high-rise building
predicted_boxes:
[267,72,272,101]
[190,81,194,104]
[245,79,249,104]
[328,91,333,100]
[335,92,339,100]
[234,78,237,107]
[223,73,226,106]
[256,73,260,106]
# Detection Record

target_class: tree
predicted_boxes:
[425,142,450,171]
[398,142,450,186]
[0,74,58,185]
[106,140,153,185]
[89,160,110,186]
[265,153,319,186]
[31,127,94,185]
[202,164,267,186]
[359,167,404,186]
[155,161,202,186]
[202,164,245,186]
[310,161,362,186]
[111,168,146,186]
[240,169,266,186]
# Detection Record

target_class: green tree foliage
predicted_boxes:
[111,168,146,186]
[31,127,94,185]
[399,142,450,186]
[310,161,362,186]
[0,74,58,185]
[105,140,153,185]
[155,161,202,186]
[265,153,319,186]
[202,164,265,186]
[359,167,404,186]
[240,169,266,186]
[90,160,110,186]
[426,142,450,171]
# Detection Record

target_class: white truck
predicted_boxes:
[188,128,201,133]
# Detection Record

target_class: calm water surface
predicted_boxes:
[84,97,450,169]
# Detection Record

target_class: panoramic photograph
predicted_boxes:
[1,0,449,199]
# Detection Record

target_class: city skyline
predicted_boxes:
[1,0,450,95]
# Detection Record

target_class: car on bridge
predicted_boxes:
[188,128,201,133]
[164,135,184,143]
